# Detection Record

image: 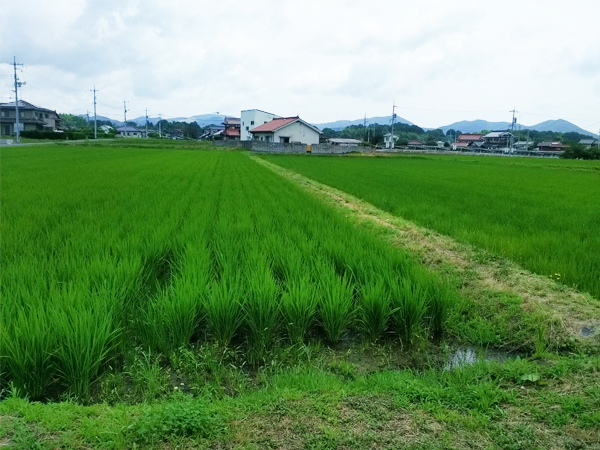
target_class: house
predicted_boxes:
[513,141,534,150]
[383,133,398,149]
[222,117,241,140]
[249,116,321,144]
[457,134,483,144]
[407,139,424,148]
[579,139,598,148]
[482,131,514,148]
[537,142,570,152]
[451,141,470,150]
[328,138,361,147]
[99,125,113,133]
[200,125,225,140]
[241,109,281,141]
[116,126,145,138]
[0,100,63,136]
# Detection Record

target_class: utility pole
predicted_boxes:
[123,100,128,127]
[158,113,162,138]
[12,56,24,144]
[145,108,148,138]
[509,107,518,154]
[391,101,397,149]
[91,86,98,139]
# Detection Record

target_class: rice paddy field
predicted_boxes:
[1,143,451,402]
[262,153,600,300]
[1,141,599,449]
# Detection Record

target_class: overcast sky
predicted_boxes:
[1,0,599,132]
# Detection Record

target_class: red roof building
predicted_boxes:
[222,117,241,140]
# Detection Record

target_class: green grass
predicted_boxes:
[1,143,452,401]
[1,352,599,449]
[261,153,600,299]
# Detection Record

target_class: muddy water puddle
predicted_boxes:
[446,346,514,370]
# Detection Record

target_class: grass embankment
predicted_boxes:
[260,153,600,300]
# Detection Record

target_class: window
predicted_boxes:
[1,111,8,118]
[45,113,49,118]
[245,126,249,131]
[19,112,24,118]
[250,120,254,125]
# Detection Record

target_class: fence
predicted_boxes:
[211,140,360,154]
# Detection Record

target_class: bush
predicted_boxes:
[560,142,600,160]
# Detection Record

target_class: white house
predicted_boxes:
[240,109,281,141]
[249,117,321,145]
[383,133,397,149]
[116,126,145,138]
[328,138,361,147]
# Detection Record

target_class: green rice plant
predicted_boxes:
[424,280,453,339]
[205,274,244,347]
[357,277,392,343]
[281,275,320,343]
[318,268,355,345]
[52,300,120,402]
[389,278,427,346]
[243,258,280,364]
[0,309,56,399]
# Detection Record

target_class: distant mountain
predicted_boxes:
[129,114,230,127]
[437,119,595,136]
[527,119,594,134]
[437,120,513,134]
[315,115,414,131]
[77,114,122,126]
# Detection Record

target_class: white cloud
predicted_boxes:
[1,0,599,131]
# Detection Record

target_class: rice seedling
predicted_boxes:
[52,299,120,402]
[318,266,355,344]
[281,275,320,343]
[0,310,55,400]
[243,254,280,364]
[205,274,245,347]
[389,278,427,346]
[357,277,392,343]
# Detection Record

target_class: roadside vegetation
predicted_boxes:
[1,142,598,449]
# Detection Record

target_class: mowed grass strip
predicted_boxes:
[1,145,452,401]
[261,154,600,299]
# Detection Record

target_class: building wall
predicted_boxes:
[273,121,320,145]
[240,110,281,141]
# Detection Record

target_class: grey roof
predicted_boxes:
[0,100,56,113]
[116,126,143,132]
[579,139,598,145]
[484,131,513,138]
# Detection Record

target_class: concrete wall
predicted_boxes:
[241,109,281,141]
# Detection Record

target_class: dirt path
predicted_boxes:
[251,154,600,347]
